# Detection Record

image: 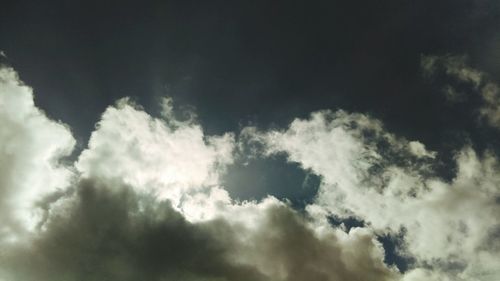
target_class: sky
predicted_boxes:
[1,1,500,280]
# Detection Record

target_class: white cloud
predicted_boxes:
[408,141,436,159]
[255,110,500,280]
[0,67,75,240]
[76,97,235,213]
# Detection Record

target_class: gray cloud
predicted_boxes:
[421,55,483,88]
[0,178,398,281]
[0,179,268,281]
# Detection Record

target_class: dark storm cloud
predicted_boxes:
[239,203,396,281]
[0,178,397,281]
[1,179,267,281]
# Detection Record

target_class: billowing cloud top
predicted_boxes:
[76,97,235,210]
[0,67,75,241]
[0,64,499,281]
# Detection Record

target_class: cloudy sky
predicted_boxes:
[1,1,500,280]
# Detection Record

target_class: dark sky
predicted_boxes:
[4,0,500,207]
[2,0,500,146]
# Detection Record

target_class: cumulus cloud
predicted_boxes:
[75,97,235,216]
[252,110,500,280]
[2,64,499,280]
[0,66,398,281]
[0,67,75,241]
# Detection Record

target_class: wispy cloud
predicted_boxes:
[421,54,500,129]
